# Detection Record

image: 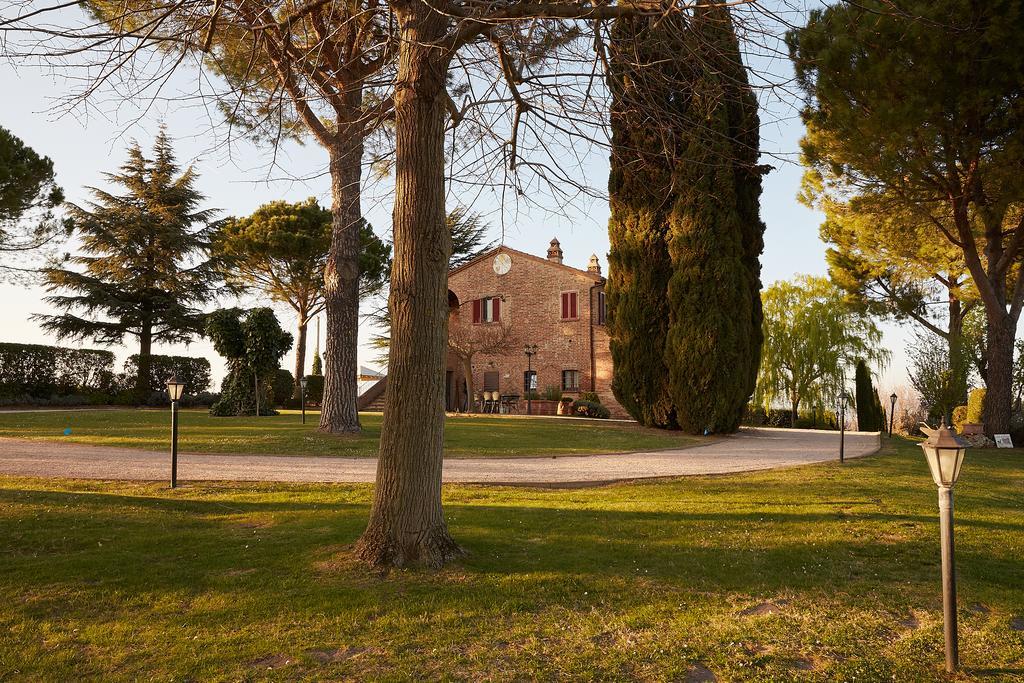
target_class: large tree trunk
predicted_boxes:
[136,320,153,403]
[354,4,461,568]
[984,314,1016,434]
[292,316,308,400]
[319,97,364,434]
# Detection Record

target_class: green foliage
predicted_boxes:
[572,400,610,419]
[273,369,295,406]
[854,360,884,432]
[606,14,682,430]
[206,308,293,416]
[578,391,600,404]
[952,405,969,431]
[122,354,211,396]
[756,276,889,418]
[35,129,218,396]
[541,386,562,402]
[787,0,1024,432]
[304,374,324,404]
[967,388,987,425]
[607,6,764,434]
[0,342,114,399]
[311,351,323,377]
[0,125,68,279]
[907,330,969,424]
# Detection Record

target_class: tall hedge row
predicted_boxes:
[0,342,115,398]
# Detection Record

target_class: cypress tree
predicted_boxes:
[36,129,218,400]
[664,3,764,433]
[854,359,882,431]
[605,14,679,428]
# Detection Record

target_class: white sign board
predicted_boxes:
[995,433,1014,448]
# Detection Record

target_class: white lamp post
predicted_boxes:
[165,376,186,488]
[920,421,968,673]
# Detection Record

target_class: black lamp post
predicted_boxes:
[524,344,538,415]
[920,422,968,673]
[300,376,309,424]
[166,376,185,489]
[889,392,898,437]
[838,390,850,463]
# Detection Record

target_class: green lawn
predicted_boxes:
[1,439,1022,681]
[0,409,705,458]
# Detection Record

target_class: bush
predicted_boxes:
[122,354,211,396]
[542,385,562,401]
[952,405,969,431]
[0,342,115,399]
[523,390,541,401]
[966,388,986,424]
[573,400,610,419]
[304,375,324,405]
[578,391,601,404]
[273,369,294,406]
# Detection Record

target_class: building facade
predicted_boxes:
[444,239,626,418]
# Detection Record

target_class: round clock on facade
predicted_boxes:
[492,252,512,275]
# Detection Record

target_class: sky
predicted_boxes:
[0,6,912,396]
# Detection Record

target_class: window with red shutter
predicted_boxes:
[472,298,481,324]
[561,291,577,320]
[492,296,500,322]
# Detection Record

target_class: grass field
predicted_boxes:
[1,438,1022,680]
[0,409,705,458]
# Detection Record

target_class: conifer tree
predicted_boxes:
[36,130,218,399]
[608,3,764,433]
[605,14,679,429]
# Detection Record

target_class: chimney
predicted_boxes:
[587,254,602,276]
[547,238,563,264]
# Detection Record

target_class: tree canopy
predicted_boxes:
[207,307,293,416]
[35,129,218,397]
[0,125,67,278]
[214,198,390,397]
[756,276,889,421]
[788,0,1024,432]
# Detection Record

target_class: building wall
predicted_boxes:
[446,246,627,418]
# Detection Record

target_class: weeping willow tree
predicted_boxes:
[607,2,765,433]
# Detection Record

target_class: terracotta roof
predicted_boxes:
[448,244,604,282]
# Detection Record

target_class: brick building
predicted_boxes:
[443,238,627,418]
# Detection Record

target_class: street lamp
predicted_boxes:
[166,376,186,489]
[889,392,898,437]
[920,421,968,673]
[300,376,309,425]
[838,391,850,463]
[524,344,539,415]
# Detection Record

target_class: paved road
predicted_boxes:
[0,428,880,486]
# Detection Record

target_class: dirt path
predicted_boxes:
[0,427,880,486]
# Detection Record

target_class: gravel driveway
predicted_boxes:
[0,427,880,486]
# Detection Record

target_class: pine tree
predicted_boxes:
[854,359,880,431]
[605,14,680,428]
[36,129,218,399]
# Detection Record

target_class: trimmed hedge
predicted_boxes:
[0,342,115,399]
[123,354,211,396]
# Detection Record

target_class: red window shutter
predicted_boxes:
[472,299,481,323]
[493,297,500,321]
[561,292,568,319]
[570,292,578,318]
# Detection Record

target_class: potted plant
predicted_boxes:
[557,395,574,415]
[960,388,985,436]
[530,386,562,416]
